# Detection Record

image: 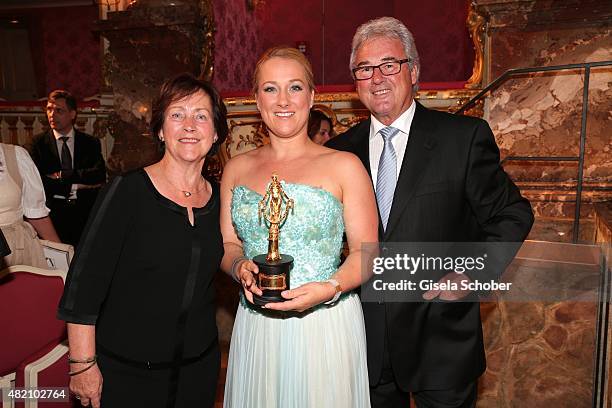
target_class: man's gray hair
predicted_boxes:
[350,16,420,92]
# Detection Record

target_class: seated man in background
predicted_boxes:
[30,90,106,247]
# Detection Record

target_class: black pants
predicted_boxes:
[97,343,220,408]
[370,336,477,408]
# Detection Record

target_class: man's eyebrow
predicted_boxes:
[355,56,401,67]
[355,60,371,67]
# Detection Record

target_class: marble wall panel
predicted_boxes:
[487,30,611,185]
[478,294,598,407]
[473,1,611,405]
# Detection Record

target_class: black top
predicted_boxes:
[58,169,223,362]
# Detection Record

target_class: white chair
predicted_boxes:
[40,240,74,272]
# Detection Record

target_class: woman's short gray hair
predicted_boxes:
[350,17,420,92]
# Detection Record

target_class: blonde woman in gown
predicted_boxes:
[0,143,61,268]
[220,47,378,407]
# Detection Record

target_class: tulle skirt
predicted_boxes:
[224,293,370,408]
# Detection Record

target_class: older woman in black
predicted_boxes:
[57,73,228,408]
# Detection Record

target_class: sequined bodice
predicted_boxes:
[231,183,344,288]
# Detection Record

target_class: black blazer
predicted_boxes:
[29,129,106,203]
[327,102,533,390]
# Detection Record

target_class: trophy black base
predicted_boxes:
[252,254,293,306]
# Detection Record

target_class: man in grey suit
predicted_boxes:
[327,17,533,408]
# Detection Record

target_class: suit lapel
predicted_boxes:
[73,130,82,168]
[46,130,61,165]
[384,102,437,240]
[351,120,372,179]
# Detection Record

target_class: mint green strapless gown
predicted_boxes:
[224,183,370,408]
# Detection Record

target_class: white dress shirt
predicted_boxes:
[0,144,50,223]
[52,127,77,199]
[369,100,416,191]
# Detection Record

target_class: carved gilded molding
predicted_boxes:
[465,1,487,89]
[315,93,361,103]
[227,110,261,118]
[219,118,269,164]
[225,93,362,107]
[219,88,483,164]
[229,119,268,151]
[474,0,612,29]
[224,97,256,107]
[310,104,370,135]
[225,90,481,110]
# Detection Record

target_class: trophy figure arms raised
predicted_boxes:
[253,174,295,306]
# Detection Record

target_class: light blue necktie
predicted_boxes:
[376,126,400,230]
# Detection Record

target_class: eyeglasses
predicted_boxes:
[352,59,411,81]
[167,110,210,124]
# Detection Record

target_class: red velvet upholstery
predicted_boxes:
[0,272,66,377]
[0,267,69,408]
[14,341,73,408]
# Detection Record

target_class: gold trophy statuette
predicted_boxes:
[252,174,295,306]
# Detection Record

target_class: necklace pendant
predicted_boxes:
[182,190,192,197]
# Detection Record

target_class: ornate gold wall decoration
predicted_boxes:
[216,88,482,175]
[311,104,335,120]
[219,117,269,164]
[454,98,484,117]
[311,103,369,135]
[93,0,121,11]
[315,93,362,103]
[335,112,370,134]
[465,1,486,89]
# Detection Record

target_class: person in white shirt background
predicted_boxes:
[0,142,61,268]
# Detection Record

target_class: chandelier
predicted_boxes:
[92,0,121,11]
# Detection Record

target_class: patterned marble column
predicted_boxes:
[96,0,215,177]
